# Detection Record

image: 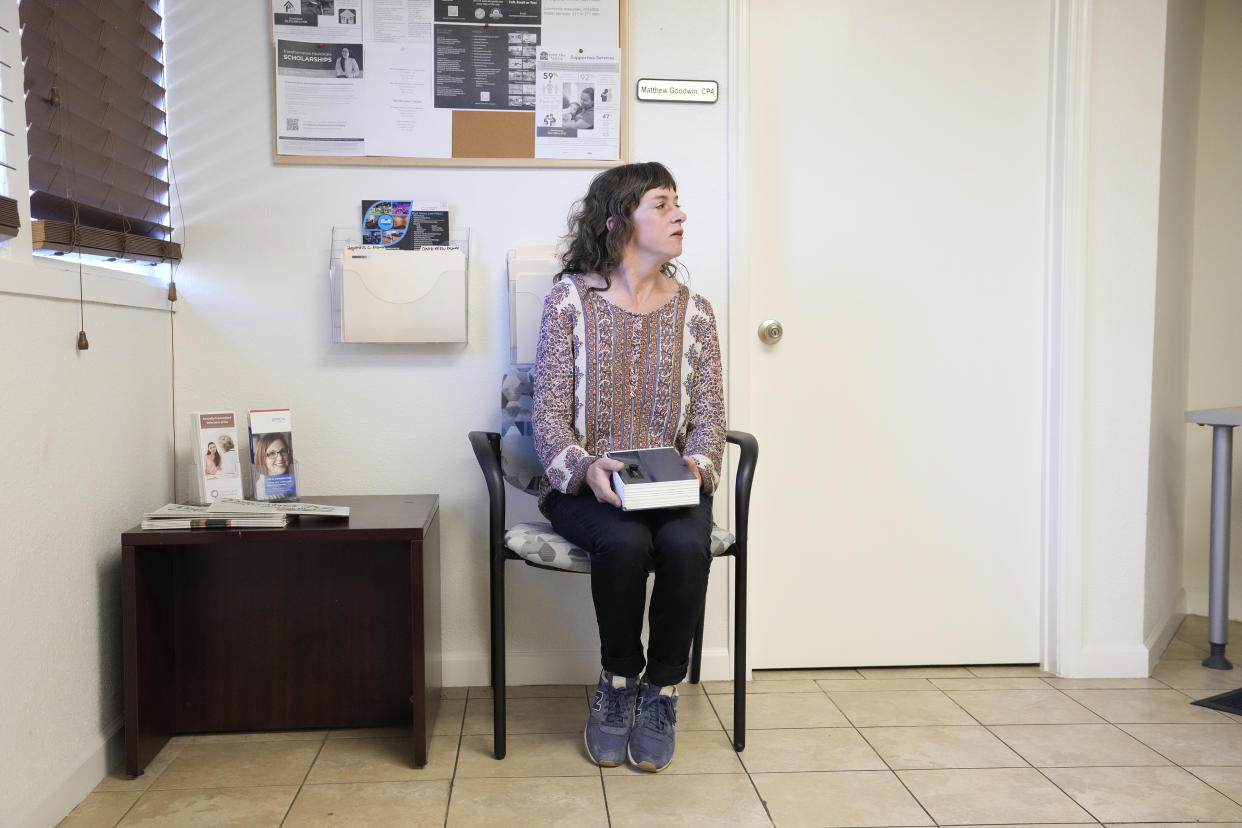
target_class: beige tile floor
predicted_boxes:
[59,614,1242,827]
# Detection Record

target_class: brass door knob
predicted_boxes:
[758,319,784,345]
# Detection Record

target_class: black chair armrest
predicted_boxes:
[725,430,758,553]
[468,431,506,562]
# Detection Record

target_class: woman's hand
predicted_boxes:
[683,455,703,489]
[585,456,625,508]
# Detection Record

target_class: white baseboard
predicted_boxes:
[18,717,123,828]
[441,647,736,687]
[1146,605,1186,673]
[1058,643,1152,678]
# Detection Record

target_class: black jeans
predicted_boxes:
[547,490,714,686]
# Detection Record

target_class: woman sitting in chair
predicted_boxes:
[532,161,725,772]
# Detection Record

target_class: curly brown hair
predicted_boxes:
[556,161,681,289]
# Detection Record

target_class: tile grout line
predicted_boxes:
[108,788,146,827]
[1096,714,1242,814]
[999,681,1200,825]
[94,749,188,828]
[278,731,329,827]
[934,680,1107,825]
[701,687,779,827]
[598,764,612,827]
[858,677,973,826]
[103,739,184,823]
[852,717,942,827]
[443,687,473,828]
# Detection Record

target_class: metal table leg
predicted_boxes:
[1204,424,1234,670]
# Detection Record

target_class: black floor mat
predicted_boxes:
[1191,687,1242,715]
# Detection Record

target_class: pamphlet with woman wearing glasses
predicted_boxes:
[249,409,299,502]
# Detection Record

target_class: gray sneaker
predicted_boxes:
[584,671,638,767]
[628,682,678,772]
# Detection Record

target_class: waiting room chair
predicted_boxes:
[469,367,757,759]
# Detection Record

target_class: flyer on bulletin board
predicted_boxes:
[272,0,621,161]
[533,48,620,160]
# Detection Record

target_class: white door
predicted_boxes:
[741,0,1051,667]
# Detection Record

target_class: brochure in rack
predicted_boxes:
[249,408,298,502]
[361,200,449,249]
[606,446,700,511]
[190,411,244,505]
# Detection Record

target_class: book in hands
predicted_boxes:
[606,447,700,511]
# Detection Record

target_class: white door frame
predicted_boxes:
[724,0,1094,676]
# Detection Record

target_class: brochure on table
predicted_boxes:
[211,497,351,517]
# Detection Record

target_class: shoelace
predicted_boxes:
[599,685,632,727]
[637,694,678,734]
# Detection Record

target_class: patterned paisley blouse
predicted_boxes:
[532,273,726,515]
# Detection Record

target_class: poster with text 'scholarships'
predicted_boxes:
[248,408,299,502]
[190,411,245,505]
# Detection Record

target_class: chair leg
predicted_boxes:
[733,551,746,752]
[491,553,506,759]
[688,600,706,684]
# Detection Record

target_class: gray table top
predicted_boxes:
[1187,407,1242,426]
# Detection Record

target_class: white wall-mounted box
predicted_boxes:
[338,242,468,343]
[508,245,559,364]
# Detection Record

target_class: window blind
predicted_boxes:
[0,195,18,240]
[2,17,19,239]
[20,0,180,261]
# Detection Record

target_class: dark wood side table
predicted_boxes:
[121,495,440,776]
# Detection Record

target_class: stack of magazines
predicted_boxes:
[141,502,287,530]
[606,447,701,511]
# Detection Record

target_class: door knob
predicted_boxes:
[758,319,784,345]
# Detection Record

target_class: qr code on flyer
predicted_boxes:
[286,118,299,131]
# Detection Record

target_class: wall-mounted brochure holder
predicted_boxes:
[507,245,560,365]
[329,226,470,344]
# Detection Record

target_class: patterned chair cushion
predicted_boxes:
[500,367,543,496]
[504,521,737,573]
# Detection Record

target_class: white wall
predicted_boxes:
[1143,0,1204,656]
[1069,0,1169,676]
[1183,0,1242,618]
[163,0,733,688]
[0,3,175,825]
[0,290,173,827]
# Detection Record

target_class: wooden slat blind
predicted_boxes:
[20,0,180,260]
[0,196,19,240]
[2,6,20,239]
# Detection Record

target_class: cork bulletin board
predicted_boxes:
[271,0,626,168]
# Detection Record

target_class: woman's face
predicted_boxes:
[207,442,217,455]
[625,186,685,262]
[264,438,290,474]
[579,90,592,109]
